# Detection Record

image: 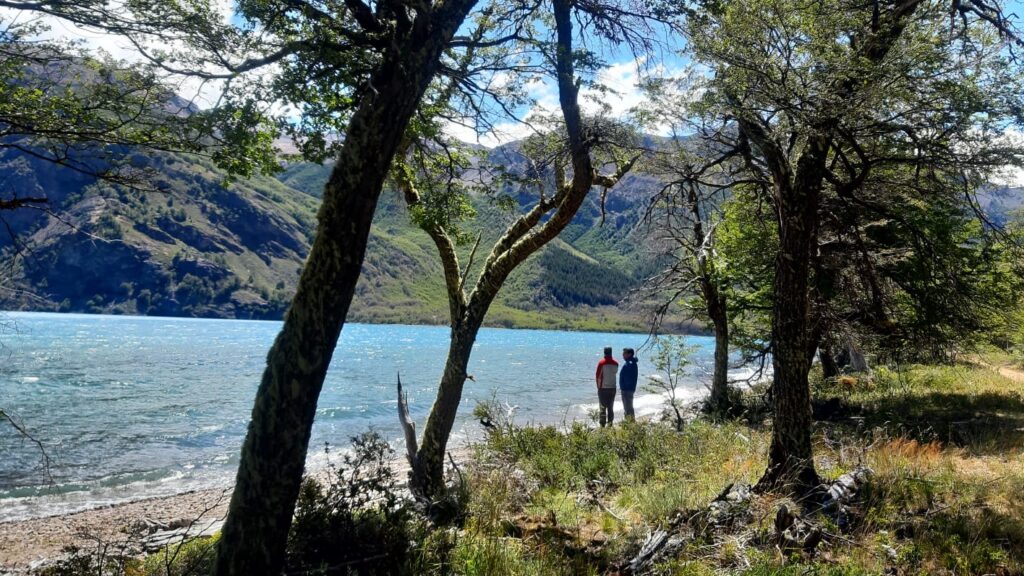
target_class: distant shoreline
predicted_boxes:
[0,308,708,336]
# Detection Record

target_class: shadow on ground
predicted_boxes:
[814,390,1024,454]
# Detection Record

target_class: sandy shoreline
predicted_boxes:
[0,486,232,571]
[0,445,474,572]
[0,395,685,572]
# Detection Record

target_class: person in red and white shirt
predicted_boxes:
[595,347,619,427]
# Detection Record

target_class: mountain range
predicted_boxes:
[0,143,670,332]
[2,142,1021,333]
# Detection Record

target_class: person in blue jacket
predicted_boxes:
[620,348,638,421]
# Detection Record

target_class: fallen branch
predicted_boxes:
[396,373,418,470]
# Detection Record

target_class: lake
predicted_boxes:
[0,312,714,521]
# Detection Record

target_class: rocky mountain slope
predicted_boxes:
[5,141,1017,331]
[0,143,667,331]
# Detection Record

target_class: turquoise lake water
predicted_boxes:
[0,312,715,520]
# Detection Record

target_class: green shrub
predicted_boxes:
[285,431,414,575]
[142,534,217,576]
[448,530,574,576]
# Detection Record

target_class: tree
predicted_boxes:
[683,0,1024,492]
[636,85,764,417]
[3,0,500,568]
[645,335,696,430]
[209,1,486,571]
[813,168,1024,365]
[395,0,648,502]
[0,12,281,211]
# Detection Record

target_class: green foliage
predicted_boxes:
[285,432,414,575]
[646,336,698,430]
[675,0,1024,369]
[142,534,218,576]
[713,189,776,356]
[485,419,765,523]
[0,16,278,184]
[538,246,634,307]
[446,530,574,576]
[93,213,124,240]
[32,548,141,576]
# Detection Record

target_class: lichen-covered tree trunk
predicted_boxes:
[213,4,477,573]
[756,135,830,493]
[410,317,482,499]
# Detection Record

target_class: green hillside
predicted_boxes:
[0,146,668,332]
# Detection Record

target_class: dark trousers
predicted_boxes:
[598,387,616,427]
[621,390,635,421]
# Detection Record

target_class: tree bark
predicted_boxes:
[820,341,840,379]
[755,134,831,493]
[410,315,482,500]
[707,294,731,415]
[213,3,477,573]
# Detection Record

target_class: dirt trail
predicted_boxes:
[968,355,1024,383]
[995,364,1024,383]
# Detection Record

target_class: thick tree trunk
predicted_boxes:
[213,4,476,573]
[756,135,830,494]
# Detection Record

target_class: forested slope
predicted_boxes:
[0,143,669,331]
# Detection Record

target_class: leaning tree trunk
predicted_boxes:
[213,4,477,574]
[756,135,830,494]
[410,315,484,500]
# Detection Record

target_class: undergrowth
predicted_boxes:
[37,362,1024,575]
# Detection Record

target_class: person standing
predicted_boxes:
[595,346,618,427]
[620,348,638,421]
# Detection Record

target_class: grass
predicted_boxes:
[443,361,1024,575]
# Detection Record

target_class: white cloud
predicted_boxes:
[444,59,661,147]
[5,11,698,152]
[992,127,1024,188]
[2,2,238,108]
[441,75,560,148]
[443,119,540,148]
[580,58,649,118]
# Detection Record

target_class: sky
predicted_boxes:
[2,0,1022,185]
[1,1,687,148]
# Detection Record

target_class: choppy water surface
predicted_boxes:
[0,312,714,520]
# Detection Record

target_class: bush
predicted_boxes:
[285,431,414,575]
[142,534,217,576]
